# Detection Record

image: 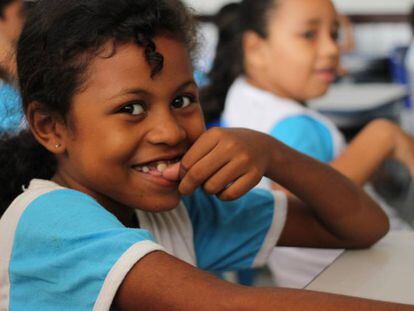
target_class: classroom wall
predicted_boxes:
[183,0,414,15]
[333,0,414,15]
[182,0,238,14]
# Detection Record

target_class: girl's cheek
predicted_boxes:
[184,112,206,142]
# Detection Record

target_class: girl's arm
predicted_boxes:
[111,128,402,310]
[114,251,413,311]
[177,127,388,249]
[330,119,414,186]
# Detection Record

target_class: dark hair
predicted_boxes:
[410,4,414,33]
[0,0,197,214]
[0,0,15,18]
[200,0,278,124]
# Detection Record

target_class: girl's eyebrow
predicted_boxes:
[174,80,198,93]
[109,80,197,100]
[109,88,150,100]
[303,19,339,27]
[304,19,321,26]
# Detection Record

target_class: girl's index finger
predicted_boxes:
[179,130,220,178]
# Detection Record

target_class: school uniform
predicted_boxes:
[222,76,346,288]
[0,179,286,310]
[0,81,23,133]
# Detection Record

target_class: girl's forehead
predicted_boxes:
[270,0,337,24]
[77,37,194,100]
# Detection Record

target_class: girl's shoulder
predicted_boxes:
[0,179,164,311]
[223,76,306,132]
[0,179,122,242]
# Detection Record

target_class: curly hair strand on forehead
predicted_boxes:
[17,0,197,117]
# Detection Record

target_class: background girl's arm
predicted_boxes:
[114,251,413,311]
[263,134,389,249]
[330,119,414,186]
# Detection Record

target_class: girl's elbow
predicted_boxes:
[350,215,390,249]
[372,211,391,243]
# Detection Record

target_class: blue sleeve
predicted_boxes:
[9,189,163,311]
[270,115,334,163]
[0,84,23,133]
[182,188,287,272]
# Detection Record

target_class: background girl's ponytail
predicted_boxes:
[200,3,243,125]
[200,0,278,124]
[0,131,56,215]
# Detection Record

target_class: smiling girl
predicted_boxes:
[0,0,411,310]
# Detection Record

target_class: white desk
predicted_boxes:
[309,83,407,128]
[306,232,414,304]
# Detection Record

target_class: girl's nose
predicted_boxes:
[146,112,187,146]
[321,34,340,59]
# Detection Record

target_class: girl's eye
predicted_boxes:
[331,30,339,42]
[119,102,146,115]
[171,95,195,109]
[303,30,317,40]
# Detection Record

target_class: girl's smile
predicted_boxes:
[52,35,205,224]
[314,67,337,82]
[132,154,183,186]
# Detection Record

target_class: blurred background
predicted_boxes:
[184,0,414,226]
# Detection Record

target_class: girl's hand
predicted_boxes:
[175,127,274,200]
[392,126,414,178]
[328,119,414,186]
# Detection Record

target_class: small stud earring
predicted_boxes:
[55,143,61,148]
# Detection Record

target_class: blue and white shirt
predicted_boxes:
[0,179,286,310]
[223,77,346,165]
[0,82,23,133]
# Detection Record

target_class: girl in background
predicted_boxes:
[1,0,410,310]
[202,0,414,288]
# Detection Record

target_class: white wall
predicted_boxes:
[333,0,414,15]
[182,0,239,14]
[183,0,414,15]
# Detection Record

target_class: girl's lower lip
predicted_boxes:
[133,169,179,188]
[315,70,336,82]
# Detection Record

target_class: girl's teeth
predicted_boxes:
[157,162,168,172]
[137,160,178,174]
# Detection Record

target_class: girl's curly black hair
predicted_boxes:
[0,0,197,214]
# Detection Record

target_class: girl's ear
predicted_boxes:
[242,30,268,72]
[26,101,67,154]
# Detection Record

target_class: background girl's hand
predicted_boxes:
[177,127,274,200]
[392,127,414,178]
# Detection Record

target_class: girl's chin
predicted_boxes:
[134,195,182,213]
[307,86,330,100]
